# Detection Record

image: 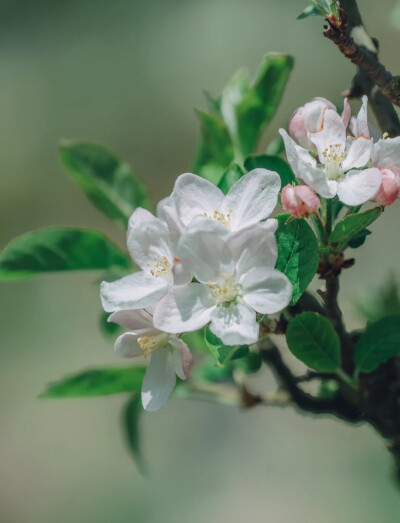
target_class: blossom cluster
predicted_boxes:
[281,96,400,207]
[100,95,399,413]
[101,170,293,411]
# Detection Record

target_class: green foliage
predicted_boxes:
[122,393,146,474]
[193,111,234,184]
[286,312,341,372]
[329,207,381,250]
[347,229,371,249]
[41,366,145,398]
[244,154,296,187]
[354,316,400,373]
[233,351,262,375]
[235,53,293,157]
[194,53,293,177]
[204,326,249,366]
[0,228,130,280]
[60,141,151,228]
[217,163,244,194]
[297,0,339,20]
[275,215,319,305]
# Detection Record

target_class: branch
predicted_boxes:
[323,0,400,135]
[258,338,361,423]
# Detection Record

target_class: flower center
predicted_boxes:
[147,255,173,282]
[138,332,170,357]
[203,209,232,227]
[322,144,345,181]
[208,273,242,306]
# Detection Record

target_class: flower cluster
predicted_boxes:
[281,96,400,208]
[101,170,293,411]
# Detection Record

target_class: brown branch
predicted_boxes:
[323,0,400,136]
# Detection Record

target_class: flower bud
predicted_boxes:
[289,98,336,150]
[373,167,400,206]
[281,184,321,218]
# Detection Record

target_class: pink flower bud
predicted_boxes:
[373,167,400,206]
[289,107,309,149]
[289,98,336,150]
[281,184,321,218]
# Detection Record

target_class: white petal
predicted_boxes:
[222,169,281,229]
[177,226,234,283]
[157,197,186,249]
[228,224,278,277]
[280,129,332,196]
[337,168,382,206]
[128,208,157,231]
[114,332,143,358]
[309,109,346,163]
[241,267,293,314]
[355,95,370,138]
[210,303,259,345]
[342,137,372,171]
[262,218,278,233]
[108,309,155,332]
[171,173,224,227]
[372,137,400,168]
[341,98,351,128]
[127,217,173,271]
[141,349,176,411]
[100,272,169,312]
[153,284,215,333]
[303,99,333,132]
[170,337,194,380]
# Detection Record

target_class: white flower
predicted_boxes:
[280,103,382,206]
[153,223,293,346]
[100,208,190,313]
[372,135,400,169]
[163,169,281,238]
[109,308,193,411]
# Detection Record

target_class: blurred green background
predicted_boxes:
[1,0,400,521]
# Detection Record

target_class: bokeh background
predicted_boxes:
[1,0,400,521]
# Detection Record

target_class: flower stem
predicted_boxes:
[325,198,333,236]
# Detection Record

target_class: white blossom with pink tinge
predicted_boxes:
[281,184,321,218]
[109,308,193,411]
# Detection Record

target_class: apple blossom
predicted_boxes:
[280,100,382,206]
[100,208,190,313]
[153,223,293,346]
[165,169,281,237]
[281,184,321,218]
[109,308,193,411]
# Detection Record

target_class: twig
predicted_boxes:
[323,0,400,136]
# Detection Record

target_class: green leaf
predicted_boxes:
[233,352,262,374]
[204,325,249,366]
[244,154,296,187]
[122,393,147,475]
[193,110,234,183]
[41,366,146,398]
[297,5,322,19]
[60,141,151,228]
[347,228,371,249]
[354,315,400,373]
[218,163,244,194]
[329,207,381,248]
[0,228,131,280]
[275,215,319,305]
[286,312,341,372]
[235,53,293,157]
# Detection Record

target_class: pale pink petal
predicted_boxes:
[114,332,144,358]
[141,350,176,411]
[153,284,215,333]
[100,272,170,312]
[170,338,194,380]
[210,303,259,345]
[222,169,281,229]
[337,168,382,206]
[241,267,293,314]
[341,98,351,128]
[108,309,155,332]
